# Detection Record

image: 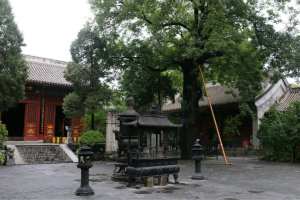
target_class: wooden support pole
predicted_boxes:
[194,62,229,165]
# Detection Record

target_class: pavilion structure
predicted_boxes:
[0,55,82,141]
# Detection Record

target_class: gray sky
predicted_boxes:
[10,0,92,62]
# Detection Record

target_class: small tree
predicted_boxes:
[62,92,85,118]
[0,0,28,112]
[257,101,300,162]
[63,24,112,130]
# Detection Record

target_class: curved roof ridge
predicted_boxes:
[24,55,72,87]
[24,54,68,66]
[275,86,300,111]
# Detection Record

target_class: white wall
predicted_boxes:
[253,79,289,147]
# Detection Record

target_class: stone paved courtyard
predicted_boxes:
[0,157,299,200]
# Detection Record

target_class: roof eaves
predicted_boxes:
[26,79,73,88]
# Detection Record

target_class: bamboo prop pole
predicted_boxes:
[194,62,229,165]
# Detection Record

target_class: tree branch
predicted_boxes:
[162,22,190,31]
[194,6,199,29]
[140,11,189,31]
[146,65,167,72]
[197,51,223,63]
[141,12,152,24]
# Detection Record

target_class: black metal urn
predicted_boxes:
[112,98,182,188]
[75,143,94,196]
[191,139,205,180]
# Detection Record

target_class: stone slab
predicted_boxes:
[0,157,299,200]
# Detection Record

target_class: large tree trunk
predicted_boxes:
[179,61,202,159]
[91,112,95,131]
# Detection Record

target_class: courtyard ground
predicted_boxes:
[0,157,299,200]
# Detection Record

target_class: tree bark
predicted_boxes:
[179,61,202,159]
[91,112,95,131]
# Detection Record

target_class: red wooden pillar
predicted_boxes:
[23,94,41,141]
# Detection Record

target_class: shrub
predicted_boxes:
[257,101,300,162]
[0,150,5,165]
[82,110,106,133]
[259,152,291,162]
[0,123,8,148]
[78,130,105,147]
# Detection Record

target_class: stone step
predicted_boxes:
[15,145,72,164]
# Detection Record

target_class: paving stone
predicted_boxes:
[0,157,299,200]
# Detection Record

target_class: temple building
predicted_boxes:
[0,55,82,141]
[162,79,300,148]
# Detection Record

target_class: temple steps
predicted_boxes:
[16,145,73,164]
[4,142,78,165]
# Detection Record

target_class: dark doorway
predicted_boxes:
[55,106,68,137]
[2,103,25,140]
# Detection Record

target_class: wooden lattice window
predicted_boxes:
[46,105,56,124]
[26,94,40,102]
[71,118,81,126]
[27,104,39,123]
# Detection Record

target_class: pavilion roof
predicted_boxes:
[162,83,239,112]
[275,87,300,111]
[25,55,72,87]
[123,113,182,128]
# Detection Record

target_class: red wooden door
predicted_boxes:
[44,95,63,138]
[23,94,41,141]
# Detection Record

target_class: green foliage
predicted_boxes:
[0,0,28,112]
[62,92,85,118]
[291,83,299,88]
[257,101,300,162]
[120,66,178,110]
[63,24,112,129]
[0,123,8,148]
[109,89,127,111]
[162,70,183,94]
[0,122,7,165]
[0,150,5,165]
[78,130,105,147]
[223,114,242,136]
[223,103,254,136]
[82,110,106,133]
[167,112,182,124]
[259,152,292,162]
[89,0,300,158]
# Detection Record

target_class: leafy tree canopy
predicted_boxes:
[0,0,28,112]
[63,24,112,130]
[62,92,85,118]
[257,101,300,162]
[89,0,300,158]
[120,65,178,110]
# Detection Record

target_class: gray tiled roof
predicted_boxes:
[162,83,239,112]
[275,87,300,111]
[25,55,72,87]
[198,83,239,107]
